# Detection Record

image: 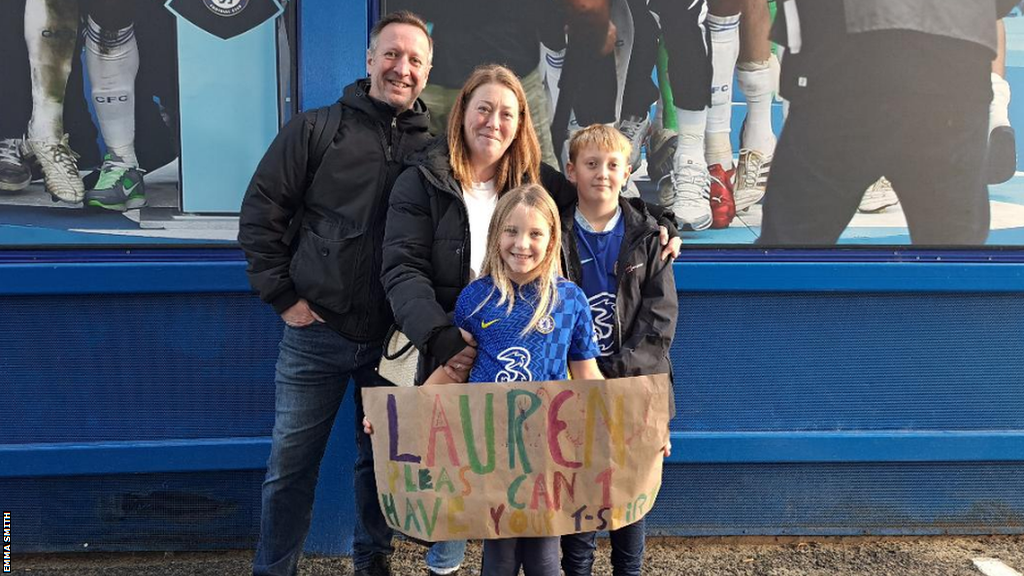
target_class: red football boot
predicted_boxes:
[708,163,736,229]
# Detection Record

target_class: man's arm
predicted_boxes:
[238,112,314,315]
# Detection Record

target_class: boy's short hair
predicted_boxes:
[568,124,632,164]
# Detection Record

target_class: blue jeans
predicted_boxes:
[251,324,464,575]
[561,517,646,576]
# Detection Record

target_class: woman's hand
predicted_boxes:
[443,328,478,381]
[363,416,374,435]
[658,226,682,261]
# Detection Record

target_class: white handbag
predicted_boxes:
[378,325,418,387]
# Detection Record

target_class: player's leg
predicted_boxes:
[23,0,84,203]
[651,0,714,231]
[733,0,777,211]
[84,0,145,211]
[705,0,741,227]
[988,18,1016,185]
[1,0,33,192]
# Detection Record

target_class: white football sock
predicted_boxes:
[990,72,1011,133]
[25,0,78,142]
[86,16,140,167]
[706,13,740,166]
[737,57,778,155]
[673,107,708,167]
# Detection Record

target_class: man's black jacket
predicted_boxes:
[238,79,432,341]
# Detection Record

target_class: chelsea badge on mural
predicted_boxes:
[165,0,282,40]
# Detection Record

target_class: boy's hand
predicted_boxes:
[363,417,374,435]
[658,226,682,261]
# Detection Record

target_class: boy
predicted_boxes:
[559,124,679,576]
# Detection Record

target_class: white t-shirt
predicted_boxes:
[462,179,498,279]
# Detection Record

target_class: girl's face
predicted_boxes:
[499,204,552,285]
[462,82,520,176]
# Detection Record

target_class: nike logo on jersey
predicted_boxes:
[481,318,500,329]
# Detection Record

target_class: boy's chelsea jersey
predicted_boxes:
[454,276,600,383]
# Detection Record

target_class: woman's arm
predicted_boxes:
[382,166,474,370]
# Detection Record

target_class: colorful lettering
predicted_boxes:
[507,389,542,473]
[460,394,495,473]
[426,395,461,467]
[547,389,582,468]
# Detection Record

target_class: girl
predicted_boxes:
[424,184,604,575]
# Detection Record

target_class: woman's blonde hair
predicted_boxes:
[447,64,541,192]
[478,184,562,335]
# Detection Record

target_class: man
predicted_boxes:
[238,12,440,576]
[759,0,1015,246]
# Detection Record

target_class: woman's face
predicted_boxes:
[462,82,520,177]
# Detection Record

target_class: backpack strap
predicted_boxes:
[283,102,344,246]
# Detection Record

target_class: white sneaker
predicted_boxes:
[22,134,84,203]
[659,157,712,231]
[616,114,650,170]
[734,148,771,211]
[0,138,31,192]
[858,177,899,213]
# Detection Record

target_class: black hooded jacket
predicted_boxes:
[561,199,678,398]
[238,79,432,341]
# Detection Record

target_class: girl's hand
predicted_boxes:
[363,417,374,435]
[662,433,672,458]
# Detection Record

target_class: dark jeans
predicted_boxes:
[252,324,394,576]
[481,537,561,576]
[561,517,646,576]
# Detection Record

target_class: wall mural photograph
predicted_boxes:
[388,0,1024,247]
[0,0,290,246]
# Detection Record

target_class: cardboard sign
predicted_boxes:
[361,375,671,541]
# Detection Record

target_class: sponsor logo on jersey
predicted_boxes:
[481,318,500,329]
[496,347,532,382]
[589,292,616,354]
[205,0,249,17]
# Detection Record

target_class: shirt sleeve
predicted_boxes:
[453,284,473,332]
[567,284,600,361]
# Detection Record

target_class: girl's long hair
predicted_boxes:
[447,64,541,192]
[478,184,562,336]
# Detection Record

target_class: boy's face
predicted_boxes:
[567,146,632,205]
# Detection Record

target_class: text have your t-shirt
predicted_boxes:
[453,275,599,383]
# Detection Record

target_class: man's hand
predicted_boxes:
[658,226,682,261]
[443,328,478,381]
[281,299,325,328]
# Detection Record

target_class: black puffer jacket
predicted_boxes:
[560,199,678,391]
[238,80,431,341]
[381,137,578,368]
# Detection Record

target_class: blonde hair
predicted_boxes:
[478,184,562,336]
[448,65,541,192]
[568,123,632,164]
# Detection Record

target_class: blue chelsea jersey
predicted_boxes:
[453,276,600,383]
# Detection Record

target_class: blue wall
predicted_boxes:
[2,0,1024,556]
